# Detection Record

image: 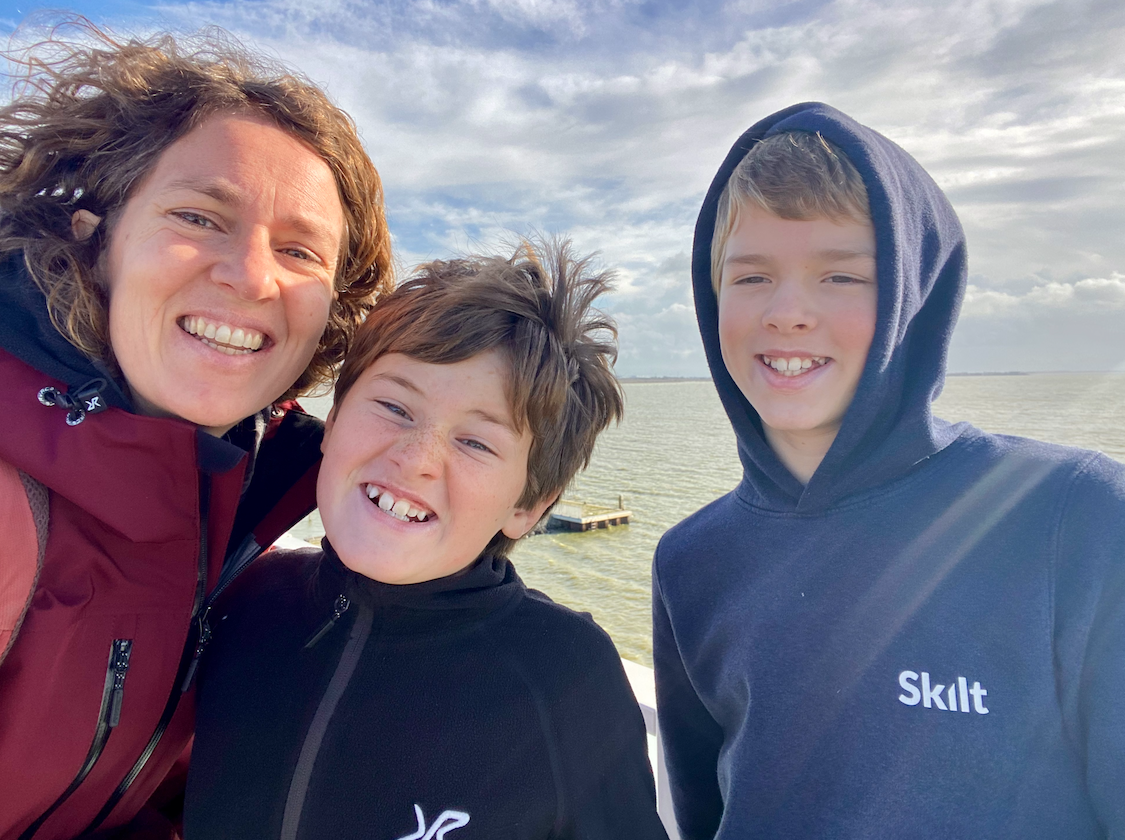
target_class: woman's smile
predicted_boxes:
[103,112,345,435]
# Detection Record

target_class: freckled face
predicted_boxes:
[317,351,553,585]
[103,112,346,435]
[717,204,878,447]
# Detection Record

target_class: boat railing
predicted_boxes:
[622,658,681,839]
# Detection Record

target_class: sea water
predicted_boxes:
[293,373,1125,666]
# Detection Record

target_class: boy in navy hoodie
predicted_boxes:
[653,103,1125,838]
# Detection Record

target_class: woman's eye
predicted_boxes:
[731,274,769,285]
[173,211,216,229]
[281,247,315,262]
[827,274,866,285]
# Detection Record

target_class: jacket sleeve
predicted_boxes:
[653,560,724,840]
[1053,454,1125,834]
[549,627,669,840]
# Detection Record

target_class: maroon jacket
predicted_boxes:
[0,256,323,839]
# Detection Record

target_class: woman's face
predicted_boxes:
[103,112,346,435]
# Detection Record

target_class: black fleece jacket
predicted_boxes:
[185,544,668,840]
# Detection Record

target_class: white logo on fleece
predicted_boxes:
[394,804,470,840]
[898,670,989,714]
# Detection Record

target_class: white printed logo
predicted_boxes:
[394,804,470,840]
[898,669,989,714]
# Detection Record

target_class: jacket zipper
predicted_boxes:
[179,529,268,693]
[303,595,351,649]
[79,475,212,836]
[279,598,374,840]
[18,639,133,840]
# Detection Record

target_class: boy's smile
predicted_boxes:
[317,351,551,585]
[717,204,877,480]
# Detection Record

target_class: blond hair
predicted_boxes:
[711,131,870,293]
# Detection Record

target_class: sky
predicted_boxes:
[2,0,1124,376]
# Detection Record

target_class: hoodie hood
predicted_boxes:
[693,102,969,512]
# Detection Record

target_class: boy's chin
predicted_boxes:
[335,548,486,586]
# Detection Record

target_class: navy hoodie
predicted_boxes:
[652,103,1125,839]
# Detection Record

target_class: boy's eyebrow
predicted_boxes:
[725,247,876,267]
[819,247,876,261]
[467,408,519,435]
[372,371,423,394]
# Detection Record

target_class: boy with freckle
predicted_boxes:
[183,241,670,840]
[653,102,1125,838]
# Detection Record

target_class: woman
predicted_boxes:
[0,22,392,839]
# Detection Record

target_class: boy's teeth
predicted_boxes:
[181,316,264,353]
[764,355,827,376]
[363,484,431,522]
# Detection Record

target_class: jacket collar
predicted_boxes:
[0,250,261,477]
[316,540,526,637]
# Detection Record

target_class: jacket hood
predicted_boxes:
[0,251,131,411]
[693,102,968,512]
[0,250,256,475]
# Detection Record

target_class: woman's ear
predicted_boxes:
[71,210,103,242]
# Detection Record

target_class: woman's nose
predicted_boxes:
[212,229,281,301]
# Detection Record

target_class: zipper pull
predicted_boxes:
[303,594,350,649]
[107,640,133,727]
[180,607,213,693]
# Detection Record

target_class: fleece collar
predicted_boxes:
[315,541,526,638]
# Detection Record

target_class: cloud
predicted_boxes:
[963,275,1125,317]
[6,0,1125,375]
[950,275,1125,372]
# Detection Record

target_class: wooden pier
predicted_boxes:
[547,497,632,532]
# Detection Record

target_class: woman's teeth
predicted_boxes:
[762,355,827,376]
[181,316,264,355]
[365,485,431,522]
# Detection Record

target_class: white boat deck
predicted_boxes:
[622,658,681,839]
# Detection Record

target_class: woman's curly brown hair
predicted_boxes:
[0,18,393,399]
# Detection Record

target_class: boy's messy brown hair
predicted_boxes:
[711,130,870,293]
[333,239,625,557]
[0,18,393,399]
